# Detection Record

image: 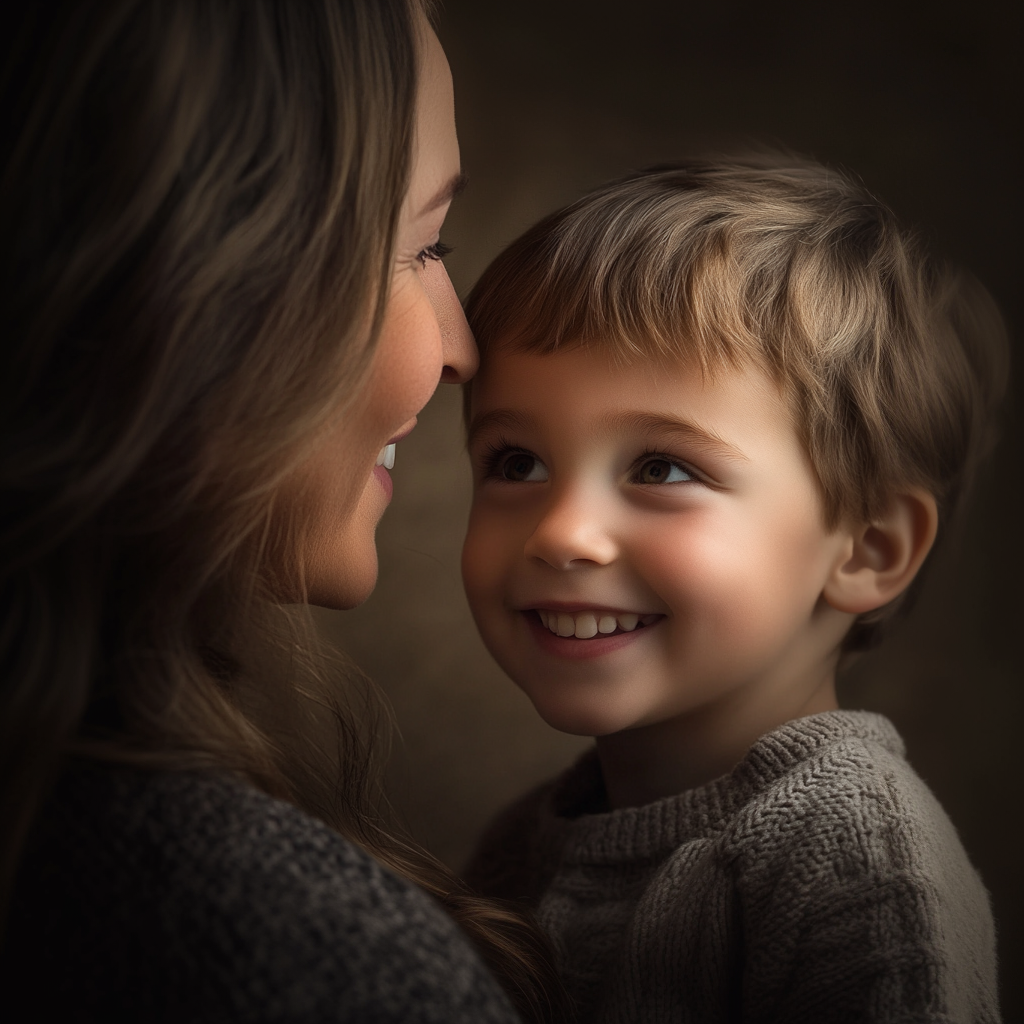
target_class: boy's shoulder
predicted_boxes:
[717,712,999,1021]
[723,709,963,877]
[711,710,994,923]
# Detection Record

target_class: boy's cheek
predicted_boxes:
[461,511,511,607]
[463,499,528,560]
[461,531,518,672]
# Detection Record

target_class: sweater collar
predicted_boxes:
[546,710,904,864]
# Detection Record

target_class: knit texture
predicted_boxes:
[3,763,519,1023]
[466,711,999,1023]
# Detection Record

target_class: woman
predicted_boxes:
[0,2,565,1020]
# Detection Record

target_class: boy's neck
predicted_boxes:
[595,670,839,810]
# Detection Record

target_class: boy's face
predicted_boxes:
[462,343,853,738]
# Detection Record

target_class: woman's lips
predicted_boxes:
[387,419,417,446]
[371,419,417,502]
[372,463,393,501]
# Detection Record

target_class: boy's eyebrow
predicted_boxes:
[468,408,747,463]
[466,408,532,443]
[608,411,749,463]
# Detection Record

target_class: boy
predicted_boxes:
[459,155,1006,1022]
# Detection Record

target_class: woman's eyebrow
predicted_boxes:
[608,411,749,463]
[422,172,468,215]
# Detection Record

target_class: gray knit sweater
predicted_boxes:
[466,711,999,1023]
[3,763,519,1023]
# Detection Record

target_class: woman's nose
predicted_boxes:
[422,258,478,383]
[523,489,618,570]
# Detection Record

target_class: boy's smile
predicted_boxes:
[463,342,858,794]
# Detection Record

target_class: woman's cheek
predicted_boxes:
[372,272,446,430]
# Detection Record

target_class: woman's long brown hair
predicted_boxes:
[0,2,568,1019]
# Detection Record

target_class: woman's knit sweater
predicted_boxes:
[3,763,519,1023]
[466,711,999,1023]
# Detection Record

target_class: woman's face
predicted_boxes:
[287,24,474,609]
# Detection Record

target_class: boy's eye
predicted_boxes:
[635,458,693,484]
[499,452,549,482]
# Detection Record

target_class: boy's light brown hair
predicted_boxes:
[465,153,1009,651]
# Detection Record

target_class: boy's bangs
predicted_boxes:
[466,182,764,378]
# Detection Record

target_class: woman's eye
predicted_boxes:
[417,240,454,266]
[499,452,548,482]
[635,458,692,484]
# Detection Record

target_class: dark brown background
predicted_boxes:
[326,0,1023,1014]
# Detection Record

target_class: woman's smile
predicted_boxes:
[372,421,419,501]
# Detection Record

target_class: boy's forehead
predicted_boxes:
[472,339,775,407]
[468,340,796,451]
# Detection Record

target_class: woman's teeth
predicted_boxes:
[375,443,396,470]
[536,610,660,639]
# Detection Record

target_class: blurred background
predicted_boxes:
[325,0,1022,1013]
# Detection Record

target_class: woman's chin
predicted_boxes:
[302,480,389,608]
[304,546,380,610]
[315,573,378,611]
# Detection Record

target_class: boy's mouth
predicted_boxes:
[533,608,662,639]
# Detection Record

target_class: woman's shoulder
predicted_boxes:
[6,762,518,1023]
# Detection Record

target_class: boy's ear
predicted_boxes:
[824,489,939,615]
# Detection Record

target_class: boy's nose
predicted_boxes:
[523,490,618,570]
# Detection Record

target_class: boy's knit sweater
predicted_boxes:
[465,710,999,1023]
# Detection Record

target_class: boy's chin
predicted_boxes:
[523,690,634,739]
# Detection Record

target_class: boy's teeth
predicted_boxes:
[574,613,598,639]
[375,443,396,470]
[538,609,654,638]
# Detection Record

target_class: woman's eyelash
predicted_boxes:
[417,240,454,265]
